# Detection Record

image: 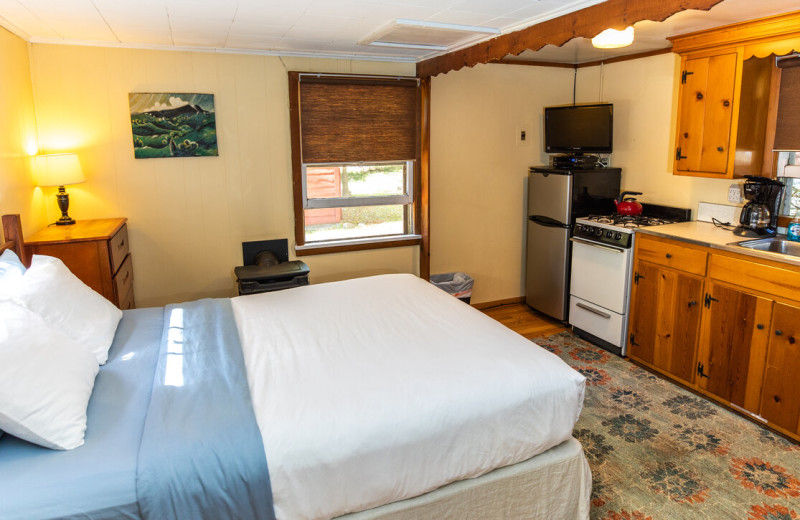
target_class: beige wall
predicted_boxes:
[0,28,46,238]
[28,45,417,307]
[430,53,737,305]
[430,63,575,304]
[576,53,734,208]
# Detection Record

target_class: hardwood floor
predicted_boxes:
[480,303,568,339]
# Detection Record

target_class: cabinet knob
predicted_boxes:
[688,300,697,307]
[757,324,764,330]
[696,92,704,100]
[717,147,724,152]
[665,253,672,259]
[775,330,783,336]
[723,100,730,107]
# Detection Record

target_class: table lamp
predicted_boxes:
[34,153,86,226]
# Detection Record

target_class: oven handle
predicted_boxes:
[569,236,626,254]
[576,302,612,319]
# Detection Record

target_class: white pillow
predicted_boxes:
[0,301,99,450]
[0,249,26,282]
[4,255,122,365]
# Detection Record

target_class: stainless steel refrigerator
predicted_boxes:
[525,167,621,321]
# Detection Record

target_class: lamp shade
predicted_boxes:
[34,153,86,187]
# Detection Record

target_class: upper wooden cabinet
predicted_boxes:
[669,11,800,179]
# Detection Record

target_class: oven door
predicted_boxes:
[568,237,632,314]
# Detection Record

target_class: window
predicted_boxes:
[774,58,800,219]
[778,151,800,217]
[288,72,421,254]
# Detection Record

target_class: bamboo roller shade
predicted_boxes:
[774,57,800,152]
[299,77,418,164]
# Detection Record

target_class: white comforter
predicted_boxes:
[232,274,585,520]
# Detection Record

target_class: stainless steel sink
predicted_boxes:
[731,237,800,258]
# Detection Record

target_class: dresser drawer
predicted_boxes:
[108,224,130,274]
[636,235,708,275]
[118,286,136,310]
[113,254,134,307]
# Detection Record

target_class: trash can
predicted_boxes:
[430,272,474,304]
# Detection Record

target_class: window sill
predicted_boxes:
[295,234,422,256]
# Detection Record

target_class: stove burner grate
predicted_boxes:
[583,214,676,228]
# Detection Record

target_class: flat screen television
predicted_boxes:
[544,103,613,154]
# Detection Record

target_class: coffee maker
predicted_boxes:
[734,176,785,237]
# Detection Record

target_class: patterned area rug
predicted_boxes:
[533,332,800,520]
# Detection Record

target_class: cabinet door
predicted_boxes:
[760,302,800,434]
[675,53,738,175]
[628,261,704,384]
[697,283,772,413]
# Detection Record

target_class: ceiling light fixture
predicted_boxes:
[591,26,634,49]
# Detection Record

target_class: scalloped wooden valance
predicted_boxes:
[668,10,800,59]
[415,0,725,78]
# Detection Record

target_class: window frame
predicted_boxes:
[301,161,414,210]
[288,72,422,255]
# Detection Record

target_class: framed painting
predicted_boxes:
[129,93,218,158]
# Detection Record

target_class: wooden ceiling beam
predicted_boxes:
[416,0,724,78]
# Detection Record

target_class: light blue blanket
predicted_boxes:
[136,298,275,520]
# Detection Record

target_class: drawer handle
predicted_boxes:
[118,239,125,249]
[576,302,611,319]
[123,271,130,283]
[665,253,672,259]
[775,330,783,336]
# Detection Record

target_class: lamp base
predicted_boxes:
[55,215,76,226]
[54,186,77,226]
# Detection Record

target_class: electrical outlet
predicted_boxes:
[728,183,742,203]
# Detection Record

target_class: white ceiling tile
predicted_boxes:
[234,1,313,27]
[165,0,237,20]
[0,0,798,62]
[424,10,497,27]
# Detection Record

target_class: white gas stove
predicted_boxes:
[568,211,686,356]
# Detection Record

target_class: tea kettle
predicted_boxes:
[614,191,643,216]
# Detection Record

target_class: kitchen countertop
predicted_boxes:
[636,221,800,268]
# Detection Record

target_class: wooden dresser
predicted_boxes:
[25,218,135,309]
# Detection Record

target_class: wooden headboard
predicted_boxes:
[1,214,29,266]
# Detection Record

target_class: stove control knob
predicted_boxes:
[605,230,613,238]
[614,232,622,240]
[595,228,603,237]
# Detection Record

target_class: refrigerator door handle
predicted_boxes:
[529,216,568,228]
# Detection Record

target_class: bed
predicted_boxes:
[0,214,591,520]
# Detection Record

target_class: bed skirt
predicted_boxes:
[337,437,591,520]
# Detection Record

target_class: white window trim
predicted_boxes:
[295,233,422,252]
[301,161,414,210]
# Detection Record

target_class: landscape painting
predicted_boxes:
[129,93,218,158]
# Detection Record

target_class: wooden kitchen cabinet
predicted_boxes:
[695,282,772,414]
[629,236,705,385]
[628,232,800,441]
[759,302,800,433]
[25,218,135,309]
[674,52,738,176]
[668,12,800,179]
